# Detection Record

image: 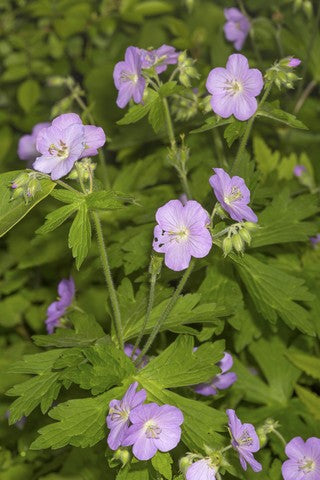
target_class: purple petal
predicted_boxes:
[51,113,82,130]
[213,372,237,390]
[129,403,159,424]
[206,67,232,96]
[224,7,243,22]
[226,409,243,440]
[132,435,158,461]
[18,134,38,161]
[226,54,249,78]
[209,168,231,204]
[153,405,184,426]
[231,176,251,203]
[58,277,75,307]
[186,459,217,480]
[243,69,264,97]
[165,243,192,271]
[281,460,304,480]
[183,200,211,228]
[153,425,182,452]
[33,155,59,174]
[210,93,235,119]
[80,125,106,158]
[107,421,129,450]
[239,450,262,472]
[194,383,217,396]
[226,202,257,222]
[232,93,257,121]
[285,437,307,460]
[219,352,233,372]
[155,200,184,231]
[124,46,141,72]
[187,228,212,259]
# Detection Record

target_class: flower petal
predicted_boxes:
[52,113,82,130]
[165,242,191,271]
[243,68,264,97]
[186,459,217,480]
[233,93,257,121]
[226,54,249,78]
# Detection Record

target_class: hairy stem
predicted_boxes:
[91,212,123,349]
[294,79,317,114]
[272,429,287,447]
[56,179,79,193]
[135,260,195,365]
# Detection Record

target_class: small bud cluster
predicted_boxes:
[171,89,199,122]
[222,222,258,257]
[265,57,301,90]
[293,0,313,19]
[68,158,96,184]
[10,171,42,203]
[177,51,200,88]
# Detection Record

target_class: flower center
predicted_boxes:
[109,404,130,422]
[225,79,243,96]
[237,429,253,447]
[144,420,162,439]
[121,71,138,84]
[224,186,243,204]
[299,457,315,473]
[169,226,190,243]
[49,140,69,160]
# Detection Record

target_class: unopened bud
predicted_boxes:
[293,0,303,11]
[149,255,163,276]
[47,76,67,87]
[244,221,259,231]
[256,426,268,448]
[222,237,233,256]
[232,233,244,253]
[11,172,29,189]
[26,178,40,198]
[302,0,313,19]
[179,455,193,474]
[239,227,251,245]
[10,186,24,200]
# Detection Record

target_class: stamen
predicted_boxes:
[298,457,315,473]
[144,420,162,439]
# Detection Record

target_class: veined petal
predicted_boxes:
[226,54,249,78]
[165,243,191,271]
[233,93,257,121]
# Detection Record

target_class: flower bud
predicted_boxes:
[239,227,251,245]
[256,426,268,448]
[113,448,130,466]
[222,237,233,256]
[11,172,29,189]
[302,0,313,18]
[149,254,163,276]
[47,76,67,87]
[26,178,40,198]
[10,186,24,200]
[179,455,193,474]
[244,222,259,231]
[232,233,244,253]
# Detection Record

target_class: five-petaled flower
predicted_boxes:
[113,46,146,108]
[18,122,50,163]
[209,168,257,223]
[106,382,147,451]
[140,45,179,73]
[153,199,212,271]
[194,352,237,396]
[227,409,262,472]
[282,436,320,480]
[46,277,75,334]
[206,53,263,121]
[288,57,301,67]
[33,113,106,180]
[310,234,320,247]
[122,403,184,460]
[224,8,250,51]
[186,459,217,480]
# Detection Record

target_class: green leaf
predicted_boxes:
[0,293,30,327]
[116,463,150,480]
[190,116,233,134]
[30,386,125,450]
[50,188,83,204]
[158,81,181,97]
[257,102,308,130]
[231,253,315,334]
[36,203,78,235]
[17,79,40,113]
[295,385,320,420]
[223,120,246,147]
[68,202,91,269]
[117,90,158,126]
[0,171,55,238]
[85,190,124,211]
[9,350,64,375]
[151,452,172,480]
[148,95,165,134]
[286,351,320,380]
[138,335,224,388]
[253,136,280,178]
[133,1,173,16]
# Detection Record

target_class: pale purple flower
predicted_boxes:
[124,343,149,368]
[5,411,26,430]
[18,122,50,162]
[310,234,320,246]
[122,403,183,460]
[46,277,75,334]
[194,352,237,396]
[293,165,306,177]
[106,382,147,451]
[206,54,263,121]
[209,168,257,223]
[224,8,250,51]
[227,409,262,472]
[282,437,320,480]
[153,199,212,271]
[113,46,146,108]
[141,45,179,74]
[288,57,301,67]
[186,459,217,480]
[33,113,106,180]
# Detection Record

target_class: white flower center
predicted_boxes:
[225,79,244,96]
[121,71,138,84]
[169,226,190,243]
[144,420,161,439]
[49,140,69,160]
[109,404,130,422]
[299,457,315,473]
[237,429,253,447]
[224,186,243,205]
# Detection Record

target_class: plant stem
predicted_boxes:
[162,96,176,147]
[294,79,317,114]
[91,211,123,349]
[131,271,158,358]
[221,444,233,453]
[272,429,287,447]
[232,82,273,174]
[56,179,79,193]
[135,260,195,365]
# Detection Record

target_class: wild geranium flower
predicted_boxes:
[46,277,75,334]
[153,199,212,271]
[206,54,263,121]
[310,234,320,247]
[293,165,306,177]
[113,46,146,108]
[186,459,217,480]
[33,113,106,180]
[227,409,262,472]
[209,168,257,223]
[224,8,250,51]
[122,403,184,460]
[141,45,179,73]
[106,382,147,451]
[194,352,237,396]
[282,437,320,480]
[18,122,50,162]
[124,343,149,368]
[288,57,301,67]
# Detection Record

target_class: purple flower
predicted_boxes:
[282,437,320,480]
[106,382,147,451]
[194,352,237,396]
[186,459,217,480]
[122,403,184,460]
[310,234,320,247]
[46,277,75,334]
[124,343,149,368]
[206,54,263,121]
[33,113,106,180]
[113,46,146,109]
[209,168,257,223]
[293,165,306,177]
[227,409,262,472]
[224,8,250,51]
[288,57,301,67]
[141,45,179,74]
[5,411,26,430]
[18,122,50,162]
[153,199,212,271]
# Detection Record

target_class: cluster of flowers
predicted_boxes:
[106,382,184,461]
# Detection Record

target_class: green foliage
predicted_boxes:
[68,202,92,269]
[151,452,173,480]
[257,102,308,129]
